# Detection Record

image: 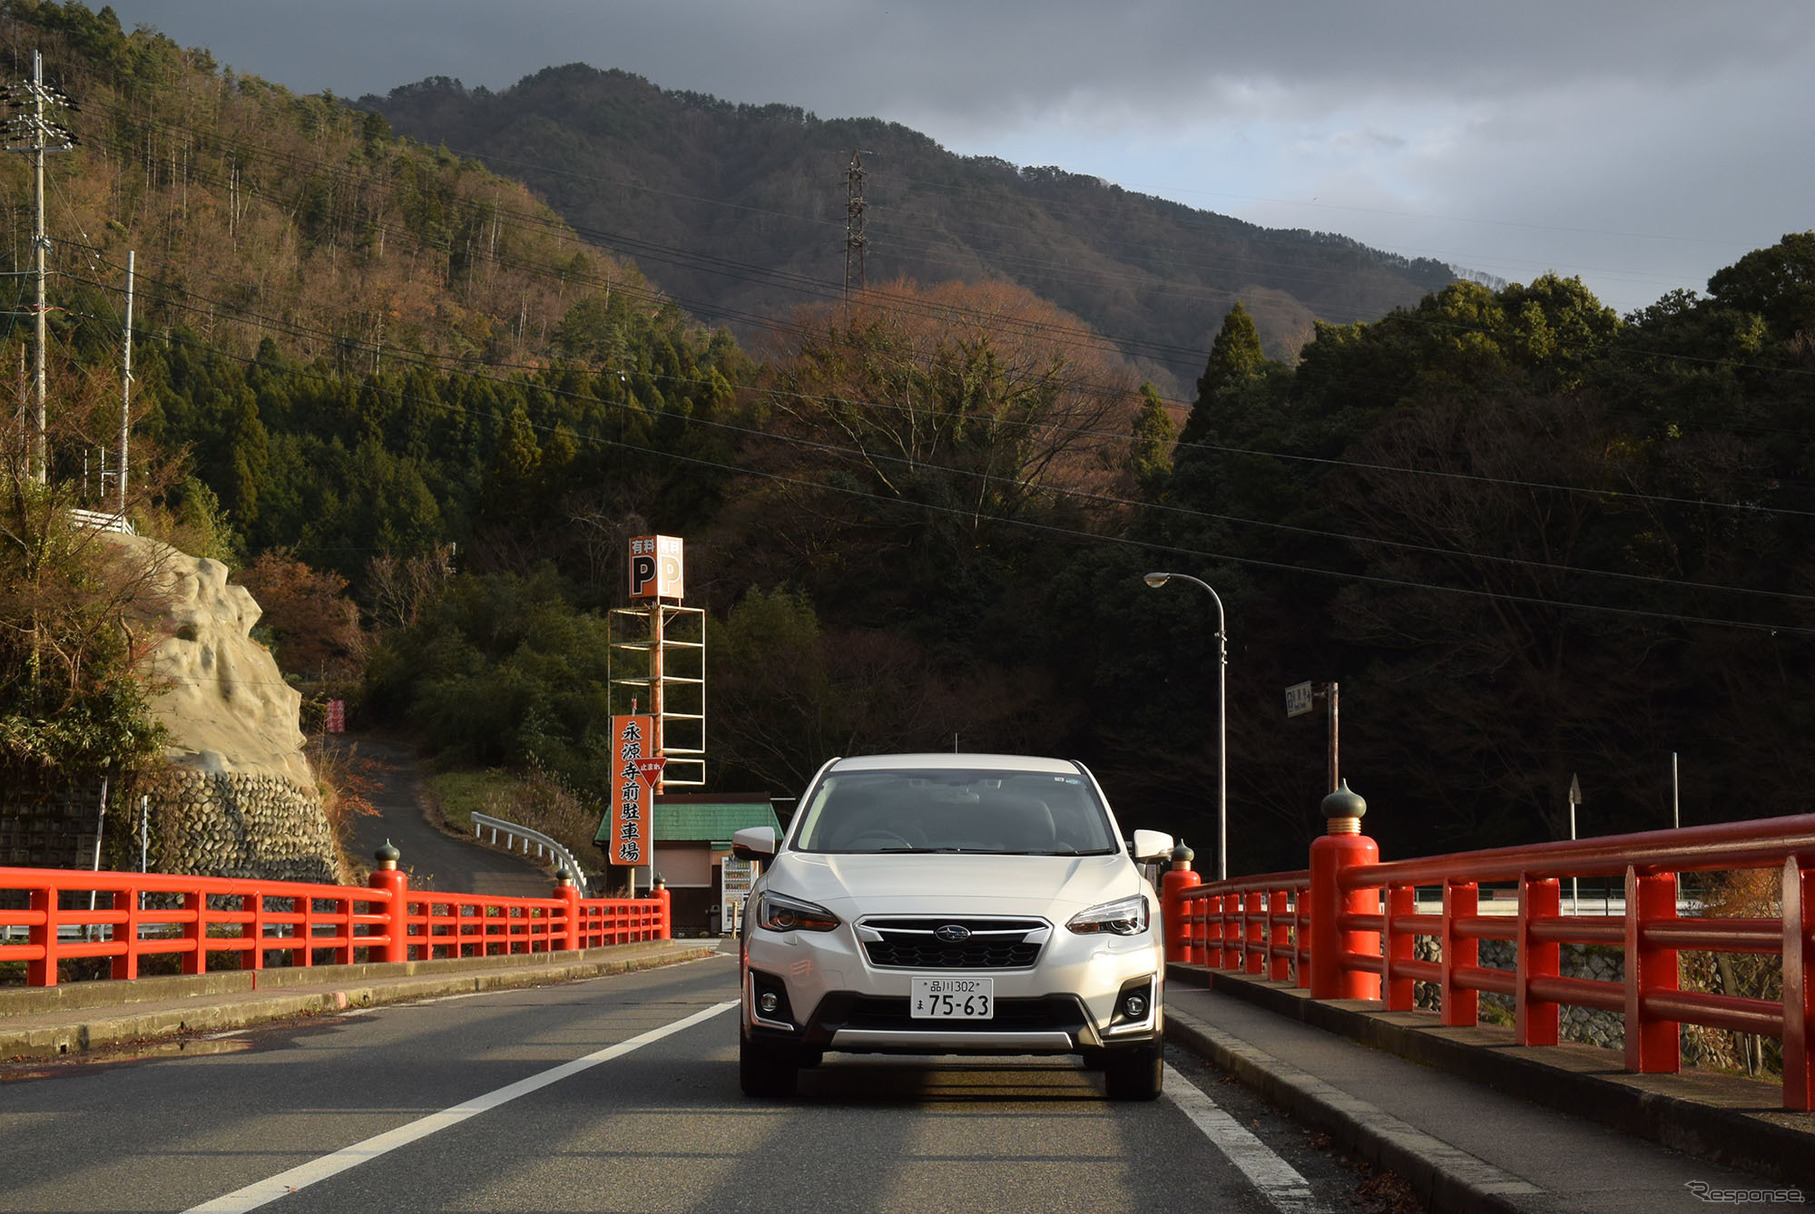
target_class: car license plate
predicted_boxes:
[911,976,994,1019]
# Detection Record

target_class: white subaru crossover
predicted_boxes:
[734,753,1172,1100]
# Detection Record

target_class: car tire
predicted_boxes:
[1102,1042,1163,1101]
[739,1032,799,1098]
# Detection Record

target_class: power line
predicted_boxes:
[58,233,1815,542]
[30,99,1815,630]
[60,276,1813,637]
[58,94,1815,404]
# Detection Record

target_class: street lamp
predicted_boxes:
[1143,571,1227,881]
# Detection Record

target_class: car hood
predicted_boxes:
[762,850,1146,917]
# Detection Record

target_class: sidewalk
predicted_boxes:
[0,939,718,1060]
[1165,965,1814,1213]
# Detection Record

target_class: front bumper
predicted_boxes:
[742,916,1164,1056]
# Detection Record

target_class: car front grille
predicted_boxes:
[858,916,1048,969]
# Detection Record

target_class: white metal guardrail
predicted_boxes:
[471,812,592,897]
[67,508,134,534]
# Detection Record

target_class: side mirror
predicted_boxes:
[1130,829,1174,863]
[732,825,777,860]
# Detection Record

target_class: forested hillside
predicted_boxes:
[363,66,1456,391]
[0,3,743,572]
[4,3,1814,879]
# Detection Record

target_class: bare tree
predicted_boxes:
[759,280,1140,542]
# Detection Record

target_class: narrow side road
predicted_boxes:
[330,734,549,896]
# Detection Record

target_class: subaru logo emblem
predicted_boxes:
[934,924,971,942]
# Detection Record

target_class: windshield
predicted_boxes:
[792,768,1118,855]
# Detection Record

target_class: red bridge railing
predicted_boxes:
[1159,793,1815,1111]
[1,855,668,986]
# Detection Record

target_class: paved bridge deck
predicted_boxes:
[3,949,1809,1212]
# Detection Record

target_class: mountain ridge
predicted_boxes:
[363,64,1456,392]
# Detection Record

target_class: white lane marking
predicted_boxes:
[1163,1064,1321,1214]
[184,1000,737,1214]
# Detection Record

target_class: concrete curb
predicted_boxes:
[1165,1004,1551,1214]
[2,941,723,1060]
[0,939,694,1016]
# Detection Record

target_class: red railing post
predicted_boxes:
[1624,865,1680,1073]
[1517,876,1561,1046]
[111,885,140,981]
[182,888,207,975]
[1201,894,1222,968]
[1309,781,1379,999]
[1268,889,1291,981]
[1198,895,1215,967]
[248,886,266,971]
[298,893,316,968]
[368,841,409,964]
[1225,893,1241,970]
[556,871,581,952]
[1784,855,1813,1111]
[1440,879,1477,1027]
[1244,892,1266,974]
[1293,889,1310,988]
[1384,884,1415,1011]
[26,882,58,987]
[656,883,672,941]
[1160,844,1201,963]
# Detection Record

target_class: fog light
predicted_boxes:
[758,991,781,1015]
[1124,994,1147,1018]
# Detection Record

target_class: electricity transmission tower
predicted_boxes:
[844,151,867,298]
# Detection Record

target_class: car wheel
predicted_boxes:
[739,1032,799,1098]
[1102,1042,1163,1101]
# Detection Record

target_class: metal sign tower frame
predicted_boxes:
[608,603,705,789]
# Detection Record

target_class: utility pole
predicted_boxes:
[843,150,867,298]
[119,250,133,516]
[3,51,78,484]
[1323,681,1339,793]
[1568,773,1581,913]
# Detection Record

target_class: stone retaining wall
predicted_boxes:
[1414,936,1625,1049]
[148,768,340,886]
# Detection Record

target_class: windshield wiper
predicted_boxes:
[866,846,994,854]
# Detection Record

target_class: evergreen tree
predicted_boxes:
[1181,301,1267,446]
[1127,382,1177,497]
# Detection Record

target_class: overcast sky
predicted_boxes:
[98,1,1815,318]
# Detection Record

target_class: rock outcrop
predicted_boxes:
[111,533,339,884]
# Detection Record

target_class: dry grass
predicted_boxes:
[306,740,383,883]
[426,766,601,881]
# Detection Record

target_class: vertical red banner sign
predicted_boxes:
[609,715,655,867]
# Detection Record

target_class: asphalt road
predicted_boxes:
[331,735,550,897]
[0,954,1412,1214]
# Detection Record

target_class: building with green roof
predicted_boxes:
[594,793,783,935]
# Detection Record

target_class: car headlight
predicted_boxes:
[754,890,841,933]
[1066,894,1150,936]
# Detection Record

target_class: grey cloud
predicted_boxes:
[99,0,1815,314]
[106,2,1815,117]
